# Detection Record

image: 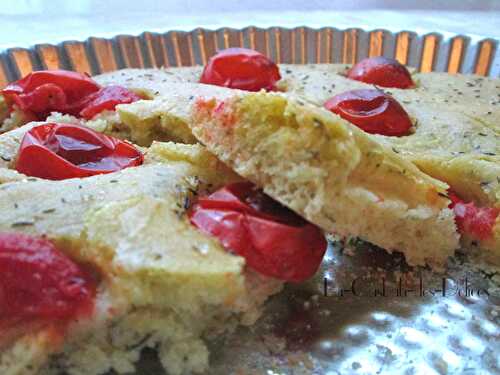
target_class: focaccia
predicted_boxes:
[0,126,282,375]
[277,63,500,263]
[189,91,459,268]
[1,63,498,266]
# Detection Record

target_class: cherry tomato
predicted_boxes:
[324,89,413,136]
[15,123,143,180]
[0,232,95,321]
[448,192,499,241]
[2,70,141,121]
[189,182,326,282]
[79,85,142,120]
[347,56,414,89]
[2,70,100,119]
[200,48,281,91]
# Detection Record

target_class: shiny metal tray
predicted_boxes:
[1,27,498,375]
[0,27,498,84]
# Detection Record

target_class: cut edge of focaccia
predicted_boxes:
[279,63,500,204]
[0,67,204,138]
[95,69,236,147]
[4,69,235,149]
[277,63,500,264]
[0,130,283,375]
[190,91,460,269]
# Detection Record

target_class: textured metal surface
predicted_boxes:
[131,239,500,375]
[0,27,498,85]
[0,27,498,374]
[208,241,500,374]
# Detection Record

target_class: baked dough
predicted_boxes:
[89,66,499,264]
[0,128,282,375]
[1,64,498,265]
[278,64,500,263]
[188,91,459,269]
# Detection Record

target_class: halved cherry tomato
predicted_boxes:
[2,70,141,120]
[189,182,326,282]
[200,48,281,91]
[2,70,100,119]
[448,192,499,241]
[324,89,413,136]
[347,56,415,89]
[15,123,143,180]
[79,85,142,120]
[0,232,95,321]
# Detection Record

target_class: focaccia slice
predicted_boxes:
[277,63,500,263]
[0,67,204,138]
[190,91,459,269]
[0,125,282,375]
[42,68,233,147]
[278,63,500,203]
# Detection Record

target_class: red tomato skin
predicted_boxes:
[15,123,143,180]
[0,232,95,321]
[347,56,415,89]
[448,192,499,241]
[2,70,100,118]
[324,89,413,136]
[189,182,327,282]
[244,215,327,282]
[200,48,281,92]
[79,85,142,120]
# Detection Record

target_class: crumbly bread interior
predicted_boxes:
[278,63,500,261]
[278,64,500,206]
[0,136,283,375]
[79,68,234,147]
[191,92,460,268]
